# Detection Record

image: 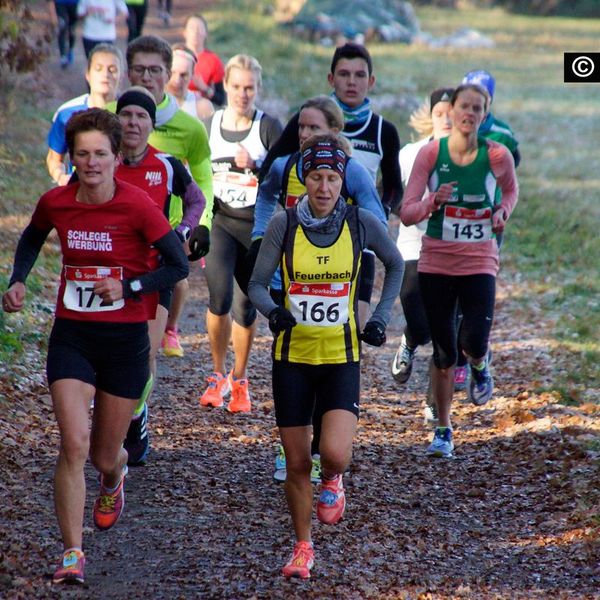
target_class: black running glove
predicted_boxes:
[360,320,386,347]
[268,306,297,334]
[188,225,210,261]
[236,238,262,295]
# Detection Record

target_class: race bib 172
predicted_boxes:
[63,265,125,312]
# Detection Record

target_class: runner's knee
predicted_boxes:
[59,433,90,466]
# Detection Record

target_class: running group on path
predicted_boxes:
[4,11,520,584]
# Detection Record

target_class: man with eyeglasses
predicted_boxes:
[46,43,123,186]
[115,35,213,465]
[125,35,213,217]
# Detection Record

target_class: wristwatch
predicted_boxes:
[177,226,191,242]
[129,279,143,294]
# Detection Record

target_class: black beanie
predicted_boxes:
[117,90,156,125]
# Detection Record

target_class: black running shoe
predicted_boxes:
[124,403,149,465]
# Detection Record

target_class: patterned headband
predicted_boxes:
[301,141,347,180]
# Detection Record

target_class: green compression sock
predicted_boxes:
[133,373,154,416]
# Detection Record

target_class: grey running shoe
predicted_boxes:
[423,402,439,427]
[427,427,454,458]
[391,335,415,384]
[468,356,494,406]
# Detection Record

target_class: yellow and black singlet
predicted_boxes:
[275,205,362,364]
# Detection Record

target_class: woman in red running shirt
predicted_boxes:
[2,108,187,585]
[182,13,225,106]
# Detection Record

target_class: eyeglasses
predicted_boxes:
[129,65,165,77]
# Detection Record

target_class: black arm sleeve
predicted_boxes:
[211,81,225,107]
[8,223,52,287]
[380,119,403,216]
[123,230,189,298]
[258,112,300,183]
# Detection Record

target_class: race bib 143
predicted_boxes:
[442,206,493,242]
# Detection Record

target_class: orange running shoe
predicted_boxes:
[281,541,314,579]
[227,372,251,413]
[52,548,85,585]
[200,372,231,408]
[316,474,345,525]
[93,466,127,531]
[162,328,184,357]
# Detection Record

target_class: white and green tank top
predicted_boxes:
[426,137,497,243]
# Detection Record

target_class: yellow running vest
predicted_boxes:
[281,154,308,208]
[275,207,362,364]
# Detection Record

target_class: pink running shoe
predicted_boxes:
[93,466,127,531]
[52,548,85,584]
[454,365,468,391]
[316,474,345,525]
[281,541,314,579]
[162,328,184,357]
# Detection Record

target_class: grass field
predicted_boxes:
[0,2,598,399]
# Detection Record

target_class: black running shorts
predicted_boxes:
[272,360,360,427]
[47,318,150,399]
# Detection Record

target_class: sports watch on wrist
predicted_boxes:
[129,279,143,294]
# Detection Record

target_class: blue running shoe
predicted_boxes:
[427,427,454,458]
[124,402,149,465]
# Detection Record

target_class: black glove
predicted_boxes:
[268,306,297,334]
[188,225,210,261]
[235,238,262,295]
[360,320,386,347]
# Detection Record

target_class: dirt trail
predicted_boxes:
[1,2,599,599]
